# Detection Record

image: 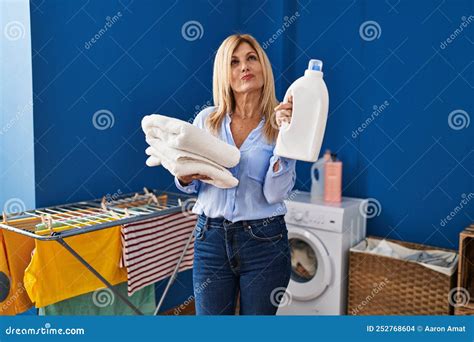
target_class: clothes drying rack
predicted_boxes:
[0,188,197,316]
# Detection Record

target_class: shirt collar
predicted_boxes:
[225,112,265,126]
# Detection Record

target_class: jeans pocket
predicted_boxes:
[246,221,285,242]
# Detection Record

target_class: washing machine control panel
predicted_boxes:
[289,210,325,226]
[284,202,344,232]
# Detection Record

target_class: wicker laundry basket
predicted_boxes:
[347,236,458,315]
[454,226,474,315]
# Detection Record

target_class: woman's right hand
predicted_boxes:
[274,95,293,128]
[178,174,211,186]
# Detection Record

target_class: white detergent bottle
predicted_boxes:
[274,59,329,162]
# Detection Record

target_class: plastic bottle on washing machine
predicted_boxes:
[274,59,329,162]
[310,149,331,198]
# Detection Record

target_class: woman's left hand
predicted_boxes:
[274,95,293,128]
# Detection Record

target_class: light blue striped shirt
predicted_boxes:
[174,106,296,223]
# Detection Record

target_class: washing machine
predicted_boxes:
[277,191,367,315]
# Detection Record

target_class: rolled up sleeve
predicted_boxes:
[263,155,296,204]
[174,176,200,194]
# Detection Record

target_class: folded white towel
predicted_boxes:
[145,144,238,189]
[141,114,240,168]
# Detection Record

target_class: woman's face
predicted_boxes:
[229,42,264,95]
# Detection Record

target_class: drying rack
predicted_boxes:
[0,188,197,316]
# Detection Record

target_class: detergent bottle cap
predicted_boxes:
[308,59,323,71]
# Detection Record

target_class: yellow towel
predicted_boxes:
[24,225,127,308]
[0,218,36,315]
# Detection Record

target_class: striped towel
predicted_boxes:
[121,212,197,296]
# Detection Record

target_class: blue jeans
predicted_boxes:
[192,213,291,315]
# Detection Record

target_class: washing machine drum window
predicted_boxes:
[286,227,331,300]
[290,238,317,283]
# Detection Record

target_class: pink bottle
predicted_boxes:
[324,153,342,203]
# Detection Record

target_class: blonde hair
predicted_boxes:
[206,34,279,143]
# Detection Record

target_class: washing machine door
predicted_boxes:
[286,226,332,301]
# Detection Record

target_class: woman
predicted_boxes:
[175,34,295,315]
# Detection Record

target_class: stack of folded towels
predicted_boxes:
[141,114,240,189]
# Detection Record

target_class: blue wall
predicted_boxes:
[28,0,473,310]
